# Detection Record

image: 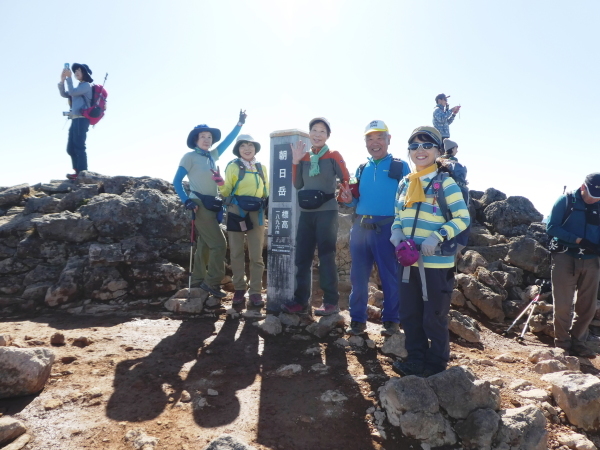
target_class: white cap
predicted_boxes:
[364,120,389,135]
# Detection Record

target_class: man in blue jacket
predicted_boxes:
[546,173,600,358]
[339,120,410,336]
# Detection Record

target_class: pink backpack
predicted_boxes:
[82,74,108,125]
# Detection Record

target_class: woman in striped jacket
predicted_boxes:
[389,126,470,378]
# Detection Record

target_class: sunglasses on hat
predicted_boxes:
[408,142,439,151]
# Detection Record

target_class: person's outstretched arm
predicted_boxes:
[215,110,247,156]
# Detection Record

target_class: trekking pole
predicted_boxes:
[503,292,541,341]
[188,210,196,298]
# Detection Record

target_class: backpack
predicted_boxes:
[357,157,408,183]
[429,163,471,248]
[82,74,108,125]
[225,159,268,205]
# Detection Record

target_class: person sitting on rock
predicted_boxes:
[281,117,350,316]
[173,110,246,298]
[338,120,410,336]
[220,135,269,308]
[546,173,600,358]
[391,126,470,378]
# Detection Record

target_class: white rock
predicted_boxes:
[320,390,348,402]
[257,315,282,335]
[0,416,27,446]
[509,378,532,391]
[310,363,329,374]
[276,364,302,377]
[487,377,505,387]
[279,313,301,327]
[0,347,55,399]
[518,388,550,402]
[0,335,12,347]
[534,359,567,374]
[180,390,191,402]
[381,332,408,358]
[124,428,158,449]
[556,431,597,450]
[495,353,516,363]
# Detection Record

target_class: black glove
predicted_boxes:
[184,199,196,210]
[238,109,247,124]
[580,238,600,254]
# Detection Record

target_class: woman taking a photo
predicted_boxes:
[220,134,269,308]
[390,126,470,378]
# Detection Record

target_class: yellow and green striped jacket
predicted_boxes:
[393,170,470,268]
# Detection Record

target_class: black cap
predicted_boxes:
[435,93,449,102]
[584,173,600,199]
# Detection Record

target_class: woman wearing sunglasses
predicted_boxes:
[390,126,470,378]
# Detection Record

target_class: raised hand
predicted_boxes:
[238,109,247,125]
[211,168,225,186]
[291,140,306,165]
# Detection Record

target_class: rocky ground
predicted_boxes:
[1,297,599,450]
[2,174,600,449]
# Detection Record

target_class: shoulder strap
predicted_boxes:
[433,172,452,222]
[388,158,406,182]
[561,192,576,225]
[357,162,367,180]
[229,159,246,198]
[255,162,267,198]
[409,178,436,239]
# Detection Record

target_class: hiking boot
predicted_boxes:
[571,342,596,358]
[381,321,399,336]
[249,293,265,307]
[232,290,246,306]
[199,282,227,298]
[346,321,367,336]
[66,172,78,180]
[314,304,339,316]
[281,302,309,314]
[392,360,424,377]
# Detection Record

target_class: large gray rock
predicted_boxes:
[455,274,505,322]
[484,196,543,237]
[541,372,600,432]
[0,184,30,207]
[258,315,282,335]
[492,405,547,450]
[305,313,346,338]
[475,266,508,298]
[203,434,257,450]
[88,236,159,266]
[379,376,456,447]
[0,347,55,399]
[505,236,551,278]
[480,188,507,208]
[23,196,62,215]
[79,189,187,241]
[465,244,509,264]
[32,211,97,243]
[83,266,129,300]
[448,310,481,343]
[457,250,488,275]
[0,213,42,239]
[454,408,500,450]
[0,416,27,446]
[57,185,99,212]
[427,366,501,419]
[129,262,186,297]
[44,256,86,306]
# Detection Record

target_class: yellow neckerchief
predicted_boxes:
[404,164,438,208]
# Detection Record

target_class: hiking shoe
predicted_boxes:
[199,282,227,298]
[66,173,78,180]
[281,302,309,314]
[346,321,367,336]
[232,290,246,305]
[314,304,339,316]
[571,342,596,358]
[381,321,400,336]
[249,294,265,307]
[392,360,424,377]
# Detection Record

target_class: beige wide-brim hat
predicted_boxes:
[233,134,261,157]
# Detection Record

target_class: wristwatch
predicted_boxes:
[438,228,448,241]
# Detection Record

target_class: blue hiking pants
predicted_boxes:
[348,216,400,323]
[399,266,454,373]
[66,117,90,172]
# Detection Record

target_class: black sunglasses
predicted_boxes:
[408,142,439,151]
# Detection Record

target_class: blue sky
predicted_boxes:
[1,1,598,216]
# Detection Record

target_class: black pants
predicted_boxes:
[293,210,339,306]
[398,266,454,373]
[66,117,90,172]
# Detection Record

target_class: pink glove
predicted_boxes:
[211,168,224,186]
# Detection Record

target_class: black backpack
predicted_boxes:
[357,157,408,183]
